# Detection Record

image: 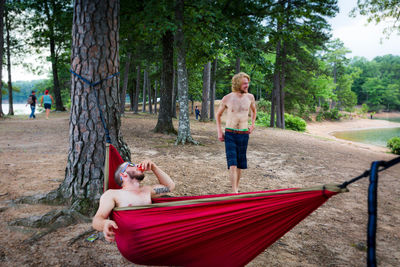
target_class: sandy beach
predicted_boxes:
[0,111,399,266]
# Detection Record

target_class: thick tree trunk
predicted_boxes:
[142,69,147,112]
[134,65,140,113]
[199,62,211,122]
[235,57,240,74]
[209,58,217,120]
[5,9,13,115]
[0,0,5,117]
[175,0,197,145]
[46,0,65,111]
[62,0,129,215]
[120,51,131,114]
[154,30,176,134]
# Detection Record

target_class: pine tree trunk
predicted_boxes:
[209,58,217,120]
[62,0,129,215]
[235,57,240,74]
[148,69,152,114]
[0,0,4,117]
[153,80,157,114]
[171,66,177,118]
[46,0,65,111]
[120,51,131,114]
[154,30,176,134]
[5,9,13,115]
[175,0,196,145]
[200,62,210,122]
[129,76,135,111]
[142,69,147,112]
[134,65,140,113]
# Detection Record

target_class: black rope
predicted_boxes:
[70,69,120,144]
[367,161,379,267]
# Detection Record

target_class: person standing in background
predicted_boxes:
[40,90,54,119]
[26,90,37,119]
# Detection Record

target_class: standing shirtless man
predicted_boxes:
[216,72,257,193]
[92,160,175,242]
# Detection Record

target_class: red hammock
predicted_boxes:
[104,144,347,267]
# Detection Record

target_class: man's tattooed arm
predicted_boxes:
[154,186,171,194]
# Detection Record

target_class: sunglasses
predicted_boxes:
[120,162,136,181]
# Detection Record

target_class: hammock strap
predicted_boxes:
[339,156,399,267]
[70,69,120,144]
[339,156,400,189]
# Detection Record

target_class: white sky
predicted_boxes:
[328,0,400,60]
[5,0,400,81]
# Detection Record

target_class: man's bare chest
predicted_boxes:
[227,96,251,113]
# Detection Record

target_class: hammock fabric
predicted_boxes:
[104,144,347,267]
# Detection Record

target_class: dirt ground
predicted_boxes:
[0,110,399,267]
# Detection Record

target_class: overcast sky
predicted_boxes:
[7,0,400,81]
[328,0,400,60]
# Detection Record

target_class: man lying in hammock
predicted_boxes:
[92,160,175,242]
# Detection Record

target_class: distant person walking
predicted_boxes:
[40,90,54,119]
[216,72,257,193]
[195,106,201,120]
[26,90,37,119]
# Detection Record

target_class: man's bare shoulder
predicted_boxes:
[247,93,255,100]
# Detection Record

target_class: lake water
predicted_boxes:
[333,118,400,147]
[2,103,43,115]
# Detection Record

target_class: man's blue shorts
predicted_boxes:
[224,130,249,169]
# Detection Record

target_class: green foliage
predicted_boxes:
[361,103,369,113]
[257,98,271,112]
[284,113,307,132]
[255,111,270,127]
[387,137,400,155]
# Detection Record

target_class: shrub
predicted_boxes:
[361,103,369,113]
[387,137,400,155]
[257,98,271,112]
[255,111,270,127]
[323,108,342,121]
[284,113,306,132]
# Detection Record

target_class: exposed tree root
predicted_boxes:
[175,135,199,145]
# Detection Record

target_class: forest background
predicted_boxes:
[1,0,400,121]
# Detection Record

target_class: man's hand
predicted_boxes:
[138,159,155,172]
[249,125,255,134]
[103,219,118,242]
[218,131,225,142]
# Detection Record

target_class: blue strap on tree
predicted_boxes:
[69,69,120,144]
[367,161,380,267]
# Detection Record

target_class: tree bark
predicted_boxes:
[120,51,131,114]
[62,0,129,215]
[200,61,211,122]
[5,7,13,115]
[171,66,177,118]
[154,30,176,134]
[142,69,147,112]
[134,65,140,113]
[235,57,240,74]
[153,80,157,114]
[175,0,197,145]
[45,0,65,111]
[148,68,152,114]
[129,76,135,111]
[0,0,5,117]
[209,58,217,120]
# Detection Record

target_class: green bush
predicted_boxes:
[361,103,369,113]
[284,113,306,132]
[255,111,271,127]
[257,98,271,112]
[322,108,342,121]
[387,137,400,155]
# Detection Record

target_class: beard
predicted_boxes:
[127,170,145,181]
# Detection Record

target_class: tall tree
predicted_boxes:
[175,0,197,145]
[142,68,147,112]
[120,51,132,114]
[209,58,217,120]
[134,65,140,113]
[23,0,72,111]
[0,0,5,117]
[58,0,129,214]
[200,61,211,122]
[154,29,176,134]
